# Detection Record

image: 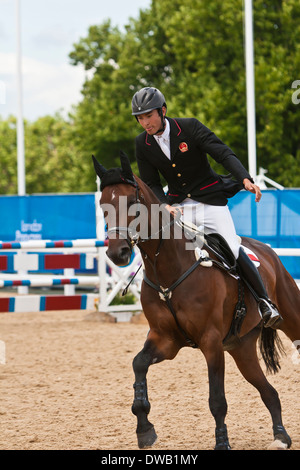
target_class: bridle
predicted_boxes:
[106,177,142,251]
[105,177,175,252]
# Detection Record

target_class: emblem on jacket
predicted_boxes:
[179,142,188,152]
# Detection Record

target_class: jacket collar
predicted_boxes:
[144,117,183,159]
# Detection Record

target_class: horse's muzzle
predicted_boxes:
[106,241,132,267]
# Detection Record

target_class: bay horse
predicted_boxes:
[93,152,300,450]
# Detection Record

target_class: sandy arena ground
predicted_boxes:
[0,308,299,451]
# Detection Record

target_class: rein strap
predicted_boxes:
[142,259,205,349]
[143,257,203,301]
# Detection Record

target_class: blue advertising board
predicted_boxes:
[0,193,96,241]
[0,190,299,278]
[228,189,300,279]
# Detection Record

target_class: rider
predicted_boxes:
[131,86,283,329]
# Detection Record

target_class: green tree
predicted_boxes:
[0,114,90,194]
[0,116,17,194]
[253,1,300,186]
[24,114,88,193]
[70,0,300,187]
[1,0,299,194]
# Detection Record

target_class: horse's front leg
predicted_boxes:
[132,345,157,449]
[132,332,180,449]
[201,335,231,450]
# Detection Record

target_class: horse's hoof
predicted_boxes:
[268,439,288,450]
[215,425,231,450]
[214,443,231,450]
[137,426,158,449]
[270,425,292,449]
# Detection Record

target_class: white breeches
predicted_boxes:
[179,199,241,259]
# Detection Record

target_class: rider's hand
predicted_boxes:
[165,204,183,218]
[243,178,262,202]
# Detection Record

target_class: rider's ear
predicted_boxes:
[120,150,134,181]
[92,155,107,179]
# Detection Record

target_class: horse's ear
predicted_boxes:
[120,150,134,181]
[92,155,107,179]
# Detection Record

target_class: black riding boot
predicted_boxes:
[236,248,283,329]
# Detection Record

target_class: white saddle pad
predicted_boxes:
[241,245,260,267]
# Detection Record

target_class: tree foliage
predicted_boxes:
[0,114,89,194]
[1,0,299,194]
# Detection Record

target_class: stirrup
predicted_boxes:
[258,299,283,329]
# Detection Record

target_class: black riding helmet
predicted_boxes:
[132,87,167,133]
[131,87,167,116]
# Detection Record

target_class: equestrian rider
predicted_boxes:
[132,86,283,329]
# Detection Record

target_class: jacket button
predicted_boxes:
[172,163,176,167]
[182,183,186,186]
[187,193,191,197]
[177,173,181,177]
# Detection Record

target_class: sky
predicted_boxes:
[0,0,151,121]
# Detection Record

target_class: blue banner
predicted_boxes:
[228,189,300,278]
[0,190,299,278]
[0,194,96,241]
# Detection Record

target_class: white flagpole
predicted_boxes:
[244,0,257,178]
[16,0,26,195]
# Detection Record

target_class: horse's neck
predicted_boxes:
[138,180,195,282]
[140,226,193,285]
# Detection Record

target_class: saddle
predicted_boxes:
[178,219,238,273]
[204,232,237,273]
[178,220,248,350]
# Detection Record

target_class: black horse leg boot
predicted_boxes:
[237,248,283,329]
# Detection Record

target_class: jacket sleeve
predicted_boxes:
[191,118,254,184]
[135,138,168,203]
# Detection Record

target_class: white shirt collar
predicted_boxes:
[154,118,170,143]
[153,119,171,159]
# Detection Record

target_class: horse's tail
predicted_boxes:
[259,327,285,374]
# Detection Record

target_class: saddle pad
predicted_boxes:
[241,245,260,267]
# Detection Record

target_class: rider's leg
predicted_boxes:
[191,203,282,329]
[236,248,283,328]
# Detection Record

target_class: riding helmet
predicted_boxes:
[131,87,167,115]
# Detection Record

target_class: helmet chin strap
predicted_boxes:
[154,109,166,135]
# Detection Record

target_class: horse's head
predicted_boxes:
[93,151,146,266]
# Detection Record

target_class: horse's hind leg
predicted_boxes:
[229,328,292,450]
[132,331,180,449]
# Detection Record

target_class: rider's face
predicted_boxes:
[136,107,166,135]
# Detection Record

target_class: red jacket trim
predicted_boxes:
[200,180,219,191]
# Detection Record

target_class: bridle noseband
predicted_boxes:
[106,177,142,251]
